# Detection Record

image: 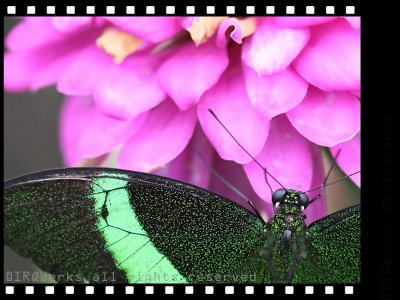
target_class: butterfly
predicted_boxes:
[4,166,360,284]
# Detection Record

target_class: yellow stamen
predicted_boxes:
[187,17,228,45]
[96,27,142,64]
[239,17,257,39]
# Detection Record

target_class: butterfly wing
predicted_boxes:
[293,205,360,283]
[4,168,266,284]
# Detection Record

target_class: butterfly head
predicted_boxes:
[272,189,309,215]
[265,189,309,254]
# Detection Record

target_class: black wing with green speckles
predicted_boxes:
[4,168,360,284]
[294,205,360,283]
[4,168,266,284]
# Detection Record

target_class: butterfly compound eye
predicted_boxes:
[299,193,309,208]
[272,188,286,205]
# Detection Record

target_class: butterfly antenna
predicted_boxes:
[208,109,285,190]
[307,149,343,205]
[305,170,361,194]
[323,149,341,187]
[304,149,360,203]
[264,167,274,195]
[192,148,266,223]
[307,149,341,204]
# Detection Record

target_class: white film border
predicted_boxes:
[5,5,358,16]
[4,284,356,295]
[3,1,360,296]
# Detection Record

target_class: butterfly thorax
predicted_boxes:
[262,189,309,283]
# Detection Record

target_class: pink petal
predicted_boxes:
[4,52,42,91]
[344,17,361,29]
[119,100,197,172]
[31,52,79,91]
[304,144,327,225]
[92,17,110,28]
[272,17,338,28]
[286,87,360,147]
[330,132,360,187]
[6,18,66,52]
[243,115,314,203]
[51,17,94,33]
[93,52,167,120]
[216,17,245,47]
[5,49,77,92]
[103,17,182,43]
[60,96,147,166]
[352,90,361,98]
[57,44,113,95]
[153,125,213,189]
[209,157,273,221]
[242,19,310,75]
[181,17,195,29]
[294,19,360,91]
[157,41,229,110]
[243,64,308,119]
[5,28,101,92]
[198,66,268,164]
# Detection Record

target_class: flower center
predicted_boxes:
[96,27,143,63]
[187,17,228,45]
[238,17,257,39]
[187,17,257,46]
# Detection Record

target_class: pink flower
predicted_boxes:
[4,17,360,222]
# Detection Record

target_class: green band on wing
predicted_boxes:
[91,176,187,283]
